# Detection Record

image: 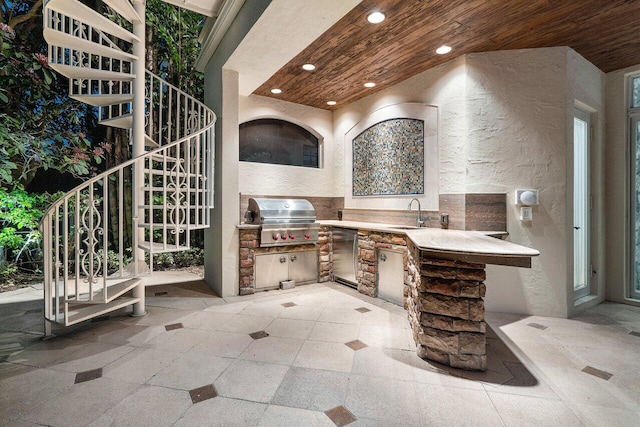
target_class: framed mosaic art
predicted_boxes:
[352,118,424,196]
[344,103,439,211]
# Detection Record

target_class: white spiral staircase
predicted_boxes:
[40,0,216,336]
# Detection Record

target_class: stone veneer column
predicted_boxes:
[406,241,488,371]
[238,229,259,295]
[318,226,332,283]
[356,230,407,298]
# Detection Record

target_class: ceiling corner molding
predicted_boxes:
[195,0,246,72]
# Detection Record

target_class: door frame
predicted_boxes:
[573,107,591,300]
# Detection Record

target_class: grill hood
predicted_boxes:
[244,198,316,225]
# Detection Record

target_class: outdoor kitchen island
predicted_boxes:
[320,221,539,372]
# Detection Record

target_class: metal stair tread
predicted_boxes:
[71,94,134,107]
[104,0,142,23]
[67,278,141,305]
[46,0,139,43]
[138,241,190,253]
[65,296,141,326]
[141,187,206,191]
[99,113,133,129]
[49,63,134,81]
[44,28,137,62]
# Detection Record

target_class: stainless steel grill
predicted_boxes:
[244,198,319,247]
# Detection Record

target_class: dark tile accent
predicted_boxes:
[25,308,43,314]
[91,315,110,323]
[249,331,269,340]
[325,405,357,427]
[281,302,297,308]
[630,331,640,337]
[344,340,367,351]
[355,307,371,313]
[165,323,183,331]
[527,323,548,330]
[155,291,169,296]
[75,368,103,384]
[465,193,507,232]
[189,384,218,404]
[503,362,537,386]
[582,366,613,380]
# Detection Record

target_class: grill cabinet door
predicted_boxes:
[288,250,318,284]
[255,253,289,290]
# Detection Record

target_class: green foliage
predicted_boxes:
[146,0,204,99]
[0,188,62,272]
[0,3,104,190]
[150,247,204,270]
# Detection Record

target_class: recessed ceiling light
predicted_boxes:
[367,11,385,24]
[436,45,452,55]
[364,82,376,88]
[327,101,337,106]
[271,88,282,94]
[302,63,316,71]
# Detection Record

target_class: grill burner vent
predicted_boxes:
[245,198,319,247]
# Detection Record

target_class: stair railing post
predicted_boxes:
[131,0,146,317]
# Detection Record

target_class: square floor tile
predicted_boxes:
[215,359,289,403]
[527,322,548,330]
[282,302,297,308]
[190,384,218,404]
[582,365,613,380]
[265,318,315,340]
[165,323,183,331]
[308,322,360,343]
[260,405,335,427]
[273,366,350,411]
[148,352,232,391]
[488,392,583,427]
[344,340,367,351]
[249,330,269,340]
[217,314,274,334]
[189,330,253,358]
[88,384,192,427]
[174,396,267,427]
[630,331,640,337]
[346,375,420,426]
[325,405,357,427]
[103,347,180,385]
[240,336,304,365]
[355,307,371,313]
[74,368,103,384]
[293,341,355,372]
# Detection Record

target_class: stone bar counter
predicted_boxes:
[404,228,538,371]
[321,221,539,371]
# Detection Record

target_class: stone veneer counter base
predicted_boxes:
[319,221,539,371]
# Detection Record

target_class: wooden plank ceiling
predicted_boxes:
[254,0,640,110]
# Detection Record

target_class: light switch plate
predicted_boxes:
[520,206,533,221]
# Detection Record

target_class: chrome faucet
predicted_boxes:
[407,198,424,227]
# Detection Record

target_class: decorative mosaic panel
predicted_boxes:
[352,118,424,196]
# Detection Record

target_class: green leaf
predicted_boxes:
[43,69,53,85]
[0,92,7,103]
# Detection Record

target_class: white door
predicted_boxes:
[632,115,640,300]
[573,108,591,300]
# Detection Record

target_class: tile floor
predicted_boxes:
[1,277,640,426]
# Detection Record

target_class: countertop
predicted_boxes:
[237,220,538,267]
[321,220,538,268]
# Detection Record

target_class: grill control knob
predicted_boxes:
[289,234,295,240]
[304,234,311,240]
[281,235,287,240]
[272,234,279,241]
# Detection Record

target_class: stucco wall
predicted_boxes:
[606,63,640,306]
[238,94,336,197]
[329,47,606,317]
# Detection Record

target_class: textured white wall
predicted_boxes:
[238,94,336,197]
[466,48,569,317]
[332,56,468,199]
[331,47,605,317]
[606,63,640,306]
